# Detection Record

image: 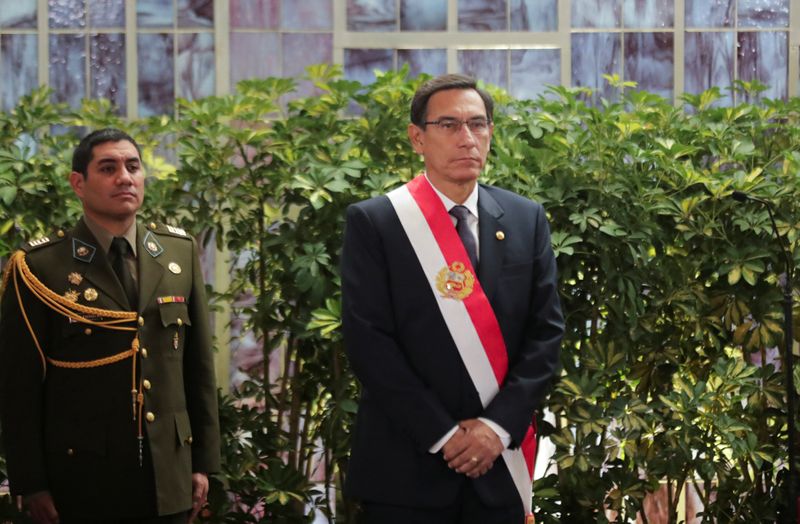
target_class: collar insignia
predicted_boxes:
[142,231,164,258]
[72,238,96,263]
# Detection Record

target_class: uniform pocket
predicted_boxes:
[174,410,193,447]
[158,302,192,327]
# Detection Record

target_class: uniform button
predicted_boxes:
[57,230,65,238]
[143,379,151,390]
[138,316,145,326]
[177,318,183,327]
[149,222,157,230]
[146,412,155,422]
[66,448,74,456]
[141,348,148,358]
[84,328,92,335]
[185,436,193,445]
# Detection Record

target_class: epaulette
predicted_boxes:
[146,221,191,239]
[20,229,67,253]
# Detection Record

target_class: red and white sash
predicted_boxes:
[387,174,537,521]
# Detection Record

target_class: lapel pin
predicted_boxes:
[68,272,83,285]
[83,288,98,301]
[168,262,182,274]
[496,230,505,241]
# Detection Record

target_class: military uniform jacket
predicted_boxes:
[0,218,221,519]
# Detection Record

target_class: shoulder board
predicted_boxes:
[21,230,67,253]
[146,221,191,239]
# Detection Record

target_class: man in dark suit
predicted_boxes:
[341,74,564,523]
[0,128,221,524]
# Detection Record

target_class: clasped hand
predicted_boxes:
[441,419,504,478]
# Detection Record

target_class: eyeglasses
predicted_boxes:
[422,117,492,135]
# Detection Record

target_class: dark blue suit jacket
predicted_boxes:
[341,183,564,508]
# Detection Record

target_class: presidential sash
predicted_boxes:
[387,174,537,522]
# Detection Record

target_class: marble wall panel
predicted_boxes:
[510,49,560,100]
[623,0,674,29]
[178,33,214,101]
[348,0,396,31]
[624,32,674,100]
[344,48,394,84]
[458,49,507,89]
[400,0,446,31]
[0,0,37,28]
[229,32,280,86]
[178,0,213,28]
[49,0,86,29]
[571,33,621,102]
[49,34,85,107]
[137,0,173,28]
[89,0,124,27]
[572,0,621,28]
[1,34,37,110]
[459,0,507,31]
[230,0,279,29]
[282,33,333,97]
[138,33,174,116]
[685,0,733,28]
[398,49,446,78]
[738,0,789,28]
[511,0,557,31]
[282,0,332,30]
[684,31,733,104]
[737,31,787,100]
[91,33,125,113]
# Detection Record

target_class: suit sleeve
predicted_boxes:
[183,238,221,473]
[482,205,564,445]
[341,204,456,452]
[0,255,50,496]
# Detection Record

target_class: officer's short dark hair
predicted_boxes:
[72,128,142,178]
[409,74,494,129]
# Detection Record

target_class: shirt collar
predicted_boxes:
[424,173,479,218]
[83,215,138,257]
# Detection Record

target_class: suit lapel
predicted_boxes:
[137,224,165,311]
[477,186,505,302]
[72,218,129,309]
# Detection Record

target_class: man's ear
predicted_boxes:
[69,171,85,199]
[408,123,424,155]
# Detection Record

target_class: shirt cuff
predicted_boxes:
[478,417,511,449]
[428,425,459,453]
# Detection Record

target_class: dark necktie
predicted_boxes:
[449,205,479,271]
[110,237,138,310]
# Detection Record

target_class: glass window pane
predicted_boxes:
[89,0,124,28]
[623,0,674,29]
[511,0,557,31]
[178,33,214,101]
[738,0,788,28]
[398,49,446,78]
[572,0,620,28]
[0,0,37,28]
[138,0,173,28]
[458,49,507,89]
[737,31,787,101]
[178,0,213,28]
[348,0,396,31]
[230,0,279,29]
[624,32,674,101]
[510,49,560,99]
[138,33,174,115]
[49,0,87,29]
[1,34,38,110]
[344,48,394,85]
[91,33,126,114]
[685,0,732,28]
[401,0,446,31]
[229,33,280,86]
[282,33,333,97]
[282,0,332,30]
[459,0,507,31]
[571,33,622,103]
[684,32,733,105]
[49,34,86,107]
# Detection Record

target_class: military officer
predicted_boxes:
[0,128,221,524]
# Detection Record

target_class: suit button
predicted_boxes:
[66,448,74,456]
[143,379,151,390]
[185,436,193,445]
[138,316,145,326]
[84,328,92,335]
[141,348,148,358]
[146,412,155,422]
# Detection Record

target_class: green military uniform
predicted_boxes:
[0,217,221,520]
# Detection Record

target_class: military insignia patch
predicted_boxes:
[68,272,83,285]
[72,238,96,263]
[64,289,79,302]
[28,236,50,247]
[166,225,187,236]
[142,231,164,258]
[168,262,182,274]
[83,288,98,301]
[435,261,475,301]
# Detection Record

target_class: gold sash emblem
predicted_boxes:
[436,261,475,300]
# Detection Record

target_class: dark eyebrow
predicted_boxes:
[96,156,140,165]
